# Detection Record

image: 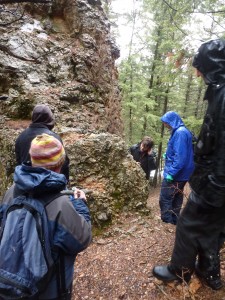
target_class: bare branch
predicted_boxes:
[161,0,225,15]
[161,0,177,12]
[165,6,187,37]
[199,9,225,14]
[209,14,225,31]
[0,0,50,3]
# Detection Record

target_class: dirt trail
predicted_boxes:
[72,186,225,300]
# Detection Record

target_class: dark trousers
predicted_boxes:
[40,284,72,300]
[159,179,186,225]
[171,191,225,273]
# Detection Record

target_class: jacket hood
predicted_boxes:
[161,111,184,130]
[31,104,55,130]
[192,39,225,85]
[14,164,67,194]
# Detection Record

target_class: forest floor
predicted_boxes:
[72,185,225,300]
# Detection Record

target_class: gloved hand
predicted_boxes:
[165,174,173,183]
[162,153,166,159]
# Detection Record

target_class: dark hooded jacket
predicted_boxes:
[15,105,70,181]
[190,39,225,207]
[161,111,194,181]
[129,143,156,179]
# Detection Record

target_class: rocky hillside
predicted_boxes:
[0,0,150,227]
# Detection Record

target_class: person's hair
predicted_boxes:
[29,134,65,172]
[141,136,154,151]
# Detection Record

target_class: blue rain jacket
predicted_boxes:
[161,111,195,181]
[1,164,92,299]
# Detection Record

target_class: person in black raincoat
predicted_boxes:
[153,39,225,290]
[15,104,70,183]
[129,136,156,180]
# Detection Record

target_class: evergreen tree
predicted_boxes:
[109,0,225,184]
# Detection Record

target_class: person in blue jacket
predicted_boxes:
[159,111,194,225]
[2,133,92,299]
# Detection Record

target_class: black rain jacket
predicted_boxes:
[15,105,70,181]
[129,143,156,180]
[190,39,225,207]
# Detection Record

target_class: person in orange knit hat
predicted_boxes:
[1,133,91,299]
[29,133,66,172]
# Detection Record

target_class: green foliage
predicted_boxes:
[183,116,203,136]
[111,0,225,165]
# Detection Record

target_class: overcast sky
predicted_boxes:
[110,0,139,60]
[109,1,218,62]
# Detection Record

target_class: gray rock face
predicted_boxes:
[0,0,150,227]
[63,132,150,226]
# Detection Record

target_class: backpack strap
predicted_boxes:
[35,193,71,299]
[36,193,71,299]
[56,249,72,300]
[12,187,71,299]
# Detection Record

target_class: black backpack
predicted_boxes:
[191,131,198,150]
[0,193,66,300]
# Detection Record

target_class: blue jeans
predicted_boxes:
[159,179,186,225]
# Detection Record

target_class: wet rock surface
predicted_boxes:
[0,0,150,227]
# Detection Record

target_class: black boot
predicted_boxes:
[195,253,223,290]
[153,265,178,282]
[152,265,191,283]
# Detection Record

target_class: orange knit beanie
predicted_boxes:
[29,134,65,169]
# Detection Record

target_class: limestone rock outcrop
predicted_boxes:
[0,0,150,227]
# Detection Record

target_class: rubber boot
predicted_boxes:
[195,253,223,290]
[153,265,192,283]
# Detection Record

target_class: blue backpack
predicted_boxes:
[0,193,58,299]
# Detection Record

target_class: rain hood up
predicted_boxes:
[161,111,194,181]
[31,104,55,130]
[192,39,225,85]
[161,111,184,131]
[189,39,225,207]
